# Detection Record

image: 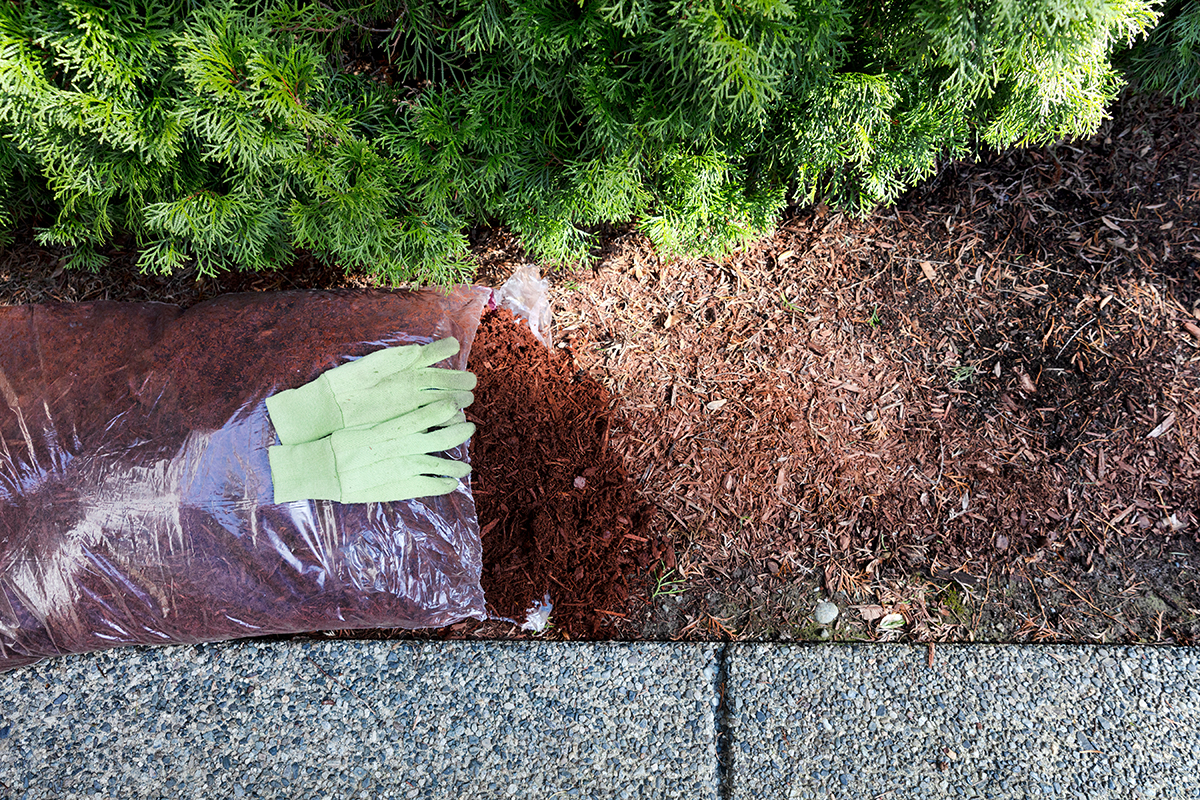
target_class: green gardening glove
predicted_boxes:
[268,399,475,504]
[266,337,476,445]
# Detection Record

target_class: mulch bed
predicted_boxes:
[548,91,1200,643]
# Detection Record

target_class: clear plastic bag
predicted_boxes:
[493,263,552,347]
[0,288,490,672]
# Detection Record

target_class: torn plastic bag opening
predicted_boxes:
[0,288,490,672]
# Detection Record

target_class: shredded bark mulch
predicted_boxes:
[467,308,654,638]
[545,91,1200,644]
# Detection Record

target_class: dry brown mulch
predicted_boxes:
[547,92,1200,644]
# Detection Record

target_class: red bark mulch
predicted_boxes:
[468,308,655,638]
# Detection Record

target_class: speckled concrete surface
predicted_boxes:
[0,641,721,799]
[728,644,1200,800]
[4,641,1199,799]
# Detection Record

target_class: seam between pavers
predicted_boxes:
[714,642,733,800]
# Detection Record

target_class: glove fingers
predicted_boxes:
[415,387,474,410]
[339,397,471,442]
[341,475,462,505]
[340,453,470,482]
[400,452,474,479]
[370,367,474,400]
[406,367,477,392]
[338,384,472,433]
[339,454,471,502]
[391,421,476,457]
[359,398,465,440]
[334,416,474,469]
[409,337,462,369]
[327,338,461,390]
[337,423,475,471]
[326,343,424,387]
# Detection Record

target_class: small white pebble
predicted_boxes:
[815,601,839,625]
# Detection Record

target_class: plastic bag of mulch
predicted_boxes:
[0,288,490,672]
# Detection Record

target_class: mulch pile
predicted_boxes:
[468,308,654,638]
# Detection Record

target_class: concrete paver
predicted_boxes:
[728,644,1200,800]
[0,640,721,799]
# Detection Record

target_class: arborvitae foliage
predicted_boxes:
[1122,0,1200,103]
[0,0,1160,282]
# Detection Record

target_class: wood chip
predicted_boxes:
[920,261,938,284]
[1109,504,1137,527]
[854,604,886,621]
[1147,413,1176,439]
[1185,321,1200,342]
[774,462,788,497]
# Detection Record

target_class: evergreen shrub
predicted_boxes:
[0,0,1160,283]
[1122,0,1200,103]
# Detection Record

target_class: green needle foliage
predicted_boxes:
[0,0,1163,283]
[1122,0,1200,103]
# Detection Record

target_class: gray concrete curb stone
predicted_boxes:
[0,640,721,800]
[728,644,1200,800]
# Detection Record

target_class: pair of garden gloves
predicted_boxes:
[265,338,476,505]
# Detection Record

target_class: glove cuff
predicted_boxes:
[265,376,345,445]
[268,439,342,503]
